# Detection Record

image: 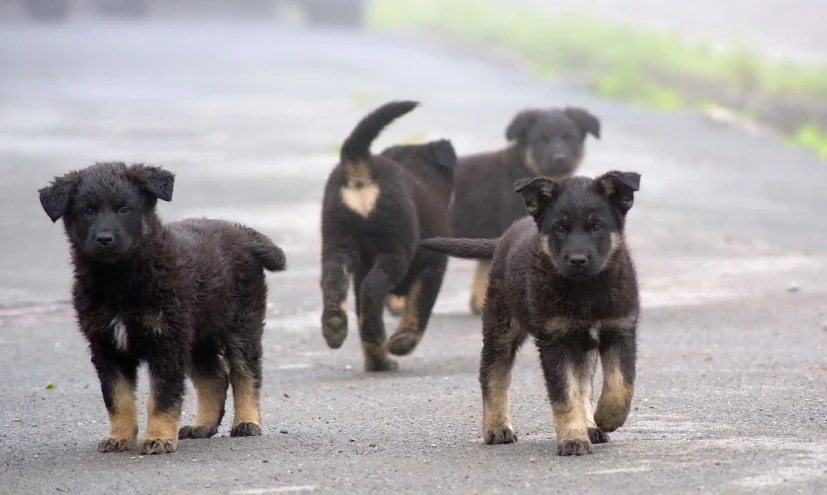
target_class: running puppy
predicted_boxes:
[419,171,640,456]
[320,100,456,371]
[447,107,600,315]
[38,162,287,455]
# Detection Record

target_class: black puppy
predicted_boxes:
[420,171,640,456]
[38,162,286,455]
[320,101,456,372]
[447,107,601,315]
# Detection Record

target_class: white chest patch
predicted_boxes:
[110,317,129,352]
[341,182,380,218]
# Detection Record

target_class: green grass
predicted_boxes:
[366,0,827,156]
[793,124,827,158]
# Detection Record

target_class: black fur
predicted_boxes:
[38,162,286,455]
[319,101,456,372]
[450,107,601,314]
[419,171,640,456]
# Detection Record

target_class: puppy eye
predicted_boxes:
[81,206,95,216]
[554,225,567,235]
[592,223,604,233]
[117,206,132,215]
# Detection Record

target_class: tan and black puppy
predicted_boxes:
[419,170,640,456]
[435,107,601,316]
[320,100,456,372]
[38,162,287,455]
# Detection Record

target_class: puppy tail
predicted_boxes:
[244,242,287,272]
[418,237,498,260]
[341,100,420,165]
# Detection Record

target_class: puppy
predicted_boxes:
[38,162,287,455]
[320,100,456,372]
[444,107,600,315]
[419,171,640,456]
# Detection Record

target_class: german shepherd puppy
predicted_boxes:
[419,171,640,456]
[320,101,456,372]
[445,107,601,315]
[38,162,287,455]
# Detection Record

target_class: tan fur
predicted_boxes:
[552,366,589,445]
[544,314,636,335]
[540,234,554,259]
[191,375,226,428]
[579,351,599,429]
[482,364,513,437]
[385,295,405,315]
[104,375,139,444]
[470,260,492,313]
[594,353,634,432]
[231,376,261,427]
[144,394,181,447]
[524,149,541,174]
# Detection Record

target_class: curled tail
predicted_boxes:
[241,228,287,272]
[341,100,419,165]
[418,237,498,260]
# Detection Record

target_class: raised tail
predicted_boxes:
[341,100,420,165]
[418,237,498,260]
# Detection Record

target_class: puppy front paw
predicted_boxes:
[138,438,177,455]
[97,436,136,453]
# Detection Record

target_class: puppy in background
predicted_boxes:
[320,100,456,372]
[39,162,286,455]
[442,107,601,315]
[420,170,640,456]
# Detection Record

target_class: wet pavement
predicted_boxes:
[1,17,826,495]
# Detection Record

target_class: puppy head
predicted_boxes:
[38,162,175,263]
[506,107,600,179]
[514,170,639,280]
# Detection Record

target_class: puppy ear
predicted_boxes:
[127,164,175,202]
[429,139,457,169]
[505,110,540,142]
[564,107,601,139]
[38,172,80,223]
[596,171,640,216]
[514,176,561,220]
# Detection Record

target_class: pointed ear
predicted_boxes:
[38,171,81,223]
[126,164,175,202]
[513,176,561,220]
[505,110,540,142]
[429,139,457,169]
[564,107,601,139]
[596,171,640,216]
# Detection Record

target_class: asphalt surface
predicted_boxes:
[1,16,827,495]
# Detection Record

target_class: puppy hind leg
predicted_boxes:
[225,330,264,437]
[179,340,229,440]
[469,260,492,316]
[358,253,407,372]
[321,249,354,349]
[480,313,526,445]
[388,258,447,356]
[385,294,406,317]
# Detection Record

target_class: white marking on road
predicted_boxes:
[110,317,128,352]
[231,486,317,494]
[274,363,313,370]
[589,466,651,475]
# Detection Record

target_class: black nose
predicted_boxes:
[568,254,588,266]
[96,233,114,246]
[553,153,567,162]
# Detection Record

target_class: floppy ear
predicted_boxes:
[564,107,601,139]
[38,171,81,223]
[505,110,540,142]
[126,164,175,202]
[596,171,640,216]
[513,176,561,221]
[429,139,457,169]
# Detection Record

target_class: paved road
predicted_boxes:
[1,17,826,495]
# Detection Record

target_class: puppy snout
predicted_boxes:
[567,254,589,266]
[96,233,115,246]
[552,152,568,163]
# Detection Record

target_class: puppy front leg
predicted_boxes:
[141,354,185,455]
[594,327,637,433]
[537,339,593,456]
[321,248,354,349]
[91,349,140,453]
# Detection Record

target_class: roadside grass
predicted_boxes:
[365,0,827,158]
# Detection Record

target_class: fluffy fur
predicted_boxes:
[319,100,456,372]
[38,162,286,455]
[419,171,640,456]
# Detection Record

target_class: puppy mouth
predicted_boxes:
[560,266,599,281]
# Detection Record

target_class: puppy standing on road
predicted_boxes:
[39,162,286,455]
[432,107,601,315]
[320,100,456,371]
[420,171,640,456]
